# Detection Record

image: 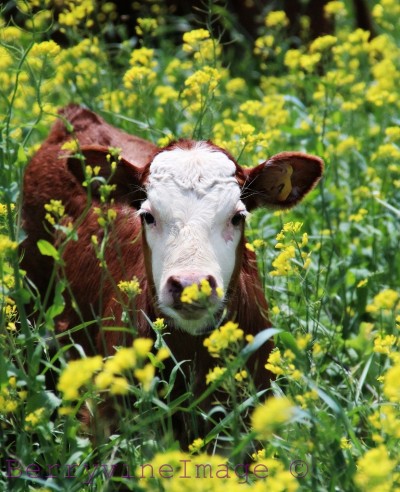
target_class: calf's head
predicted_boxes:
[69,140,323,334]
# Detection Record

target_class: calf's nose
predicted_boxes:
[166,274,217,305]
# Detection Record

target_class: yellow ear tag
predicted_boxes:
[277,164,293,201]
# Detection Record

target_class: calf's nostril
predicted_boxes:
[167,276,184,297]
[205,275,217,290]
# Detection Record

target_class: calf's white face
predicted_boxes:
[139,141,246,334]
[65,111,323,337]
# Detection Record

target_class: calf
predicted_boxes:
[21,104,323,442]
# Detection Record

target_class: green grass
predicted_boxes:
[1,1,400,491]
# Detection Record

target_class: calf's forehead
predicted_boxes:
[146,143,242,215]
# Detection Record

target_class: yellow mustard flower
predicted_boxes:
[0,235,18,256]
[251,397,294,439]
[205,366,227,385]
[134,363,155,391]
[118,277,142,296]
[25,408,46,430]
[366,289,399,314]
[152,318,166,331]
[135,17,158,36]
[384,363,400,403]
[57,356,103,400]
[373,335,398,355]
[133,338,153,358]
[110,376,130,395]
[264,11,289,28]
[188,437,205,454]
[44,199,66,226]
[203,321,244,357]
[355,445,396,492]
[30,40,61,58]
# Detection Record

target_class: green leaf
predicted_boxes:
[148,351,165,370]
[37,239,60,261]
[17,144,28,165]
[241,327,282,357]
[277,331,303,359]
[46,280,66,320]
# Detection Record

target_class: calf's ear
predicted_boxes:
[241,152,323,211]
[67,144,147,207]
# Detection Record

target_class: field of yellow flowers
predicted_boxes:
[1,1,399,491]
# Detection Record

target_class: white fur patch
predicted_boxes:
[142,142,245,334]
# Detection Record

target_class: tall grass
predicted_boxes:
[1,1,399,491]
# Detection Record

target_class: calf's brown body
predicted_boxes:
[21,104,323,444]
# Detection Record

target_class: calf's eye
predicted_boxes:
[231,212,246,227]
[141,211,156,226]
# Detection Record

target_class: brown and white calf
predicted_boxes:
[21,104,323,440]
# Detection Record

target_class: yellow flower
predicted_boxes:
[366,289,399,314]
[181,283,199,304]
[340,437,352,450]
[385,126,400,142]
[264,11,289,28]
[283,221,303,233]
[58,0,95,28]
[270,245,296,276]
[296,333,312,350]
[369,404,400,438]
[181,278,215,304]
[30,40,61,57]
[123,66,156,88]
[373,335,398,355]
[355,445,396,492]
[152,318,166,331]
[337,136,360,155]
[299,53,321,72]
[324,1,346,16]
[133,338,153,358]
[61,139,80,152]
[154,85,178,104]
[118,277,142,296]
[310,35,337,53]
[94,371,114,390]
[155,347,170,362]
[188,437,204,454]
[203,321,244,357]
[284,49,302,70]
[0,235,18,256]
[372,143,400,161]
[251,397,294,439]
[199,278,212,296]
[182,66,221,104]
[104,347,137,373]
[25,408,46,429]
[265,349,284,375]
[129,47,157,68]
[205,366,227,385]
[110,377,130,395]
[0,203,15,216]
[135,17,158,36]
[57,356,103,400]
[234,370,248,382]
[225,78,246,93]
[182,28,210,51]
[134,363,155,391]
[44,199,65,226]
[384,363,400,402]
